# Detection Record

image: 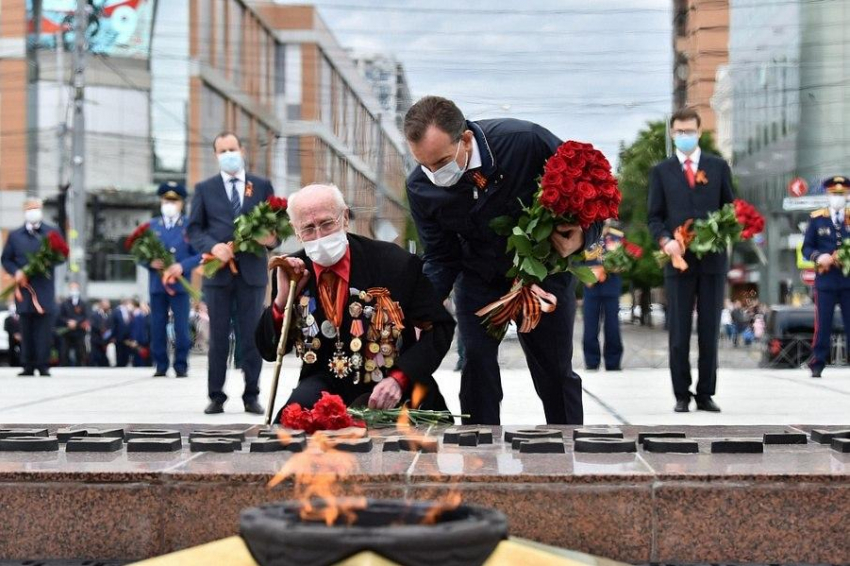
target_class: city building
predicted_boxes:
[715,0,850,305]
[354,53,414,135]
[0,0,412,298]
[672,0,729,132]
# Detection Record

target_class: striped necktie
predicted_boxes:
[229,178,241,215]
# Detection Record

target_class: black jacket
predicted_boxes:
[647,153,735,275]
[406,118,602,299]
[255,234,454,413]
[58,298,90,336]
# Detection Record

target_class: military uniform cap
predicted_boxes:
[824,176,848,194]
[157,181,187,200]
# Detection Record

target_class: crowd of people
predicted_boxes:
[720,300,767,348]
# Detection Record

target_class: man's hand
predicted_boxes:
[150,259,166,270]
[817,253,834,268]
[211,242,234,263]
[368,378,403,409]
[664,239,684,257]
[256,232,277,248]
[14,270,27,285]
[67,320,77,330]
[272,256,309,309]
[164,263,184,279]
[550,224,584,257]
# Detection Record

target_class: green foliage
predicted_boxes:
[689,203,741,258]
[622,228,663,290]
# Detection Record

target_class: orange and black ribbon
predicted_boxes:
[14,282,44,315]
[366,287,405,332]
[476,282,557,334]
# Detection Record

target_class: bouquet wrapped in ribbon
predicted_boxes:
[0,232,69,313]
[596,238,644,283]
[201,195,293,278]
[655,199,764,271]
[480,141,621,339]
[125,224,201,301]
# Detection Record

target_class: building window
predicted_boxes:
[229,0,244,87]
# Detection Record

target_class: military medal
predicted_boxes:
[349,302,363,318]
[304,314,315,327]
[350,353,363,369]
[380,343,394,357]
[368,342,380,355]
[350,337,362,352]
[311,338,321,350]
[364,359,377,372]
[384,356,395,369]
[321,320,337,338]
[303,351,317,364]
[372,369,383,382]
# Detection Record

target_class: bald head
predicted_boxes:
[288,184,349,241]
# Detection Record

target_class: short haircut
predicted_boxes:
[23,197,43,208]
[670,107,701,128]
[404,96,466,143]
[288,184,347,226]
[212,131,242,151]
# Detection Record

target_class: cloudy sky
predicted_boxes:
[274,0,673,166]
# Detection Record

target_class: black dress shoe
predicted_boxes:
[204,401,224,414]
[175,371,188,378]
[38,369,51,377]
[695,397,721,412]
[811,366,823,378]
[153,370,167,377]
[586,366,600,371]
[606,366,622,372]
[244,400,265,415]
[17,370,35,377]
[674,398,690,412]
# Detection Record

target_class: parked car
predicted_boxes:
[760,305,843,368]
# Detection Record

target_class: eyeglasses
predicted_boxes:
[297,214,343,240]
[672,129,699,137]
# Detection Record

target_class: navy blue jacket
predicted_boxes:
[1,223,61,315]
[187,173,276,288]
[802,208,850,290]
[407,119,603,299]
[110,307,134,343]
[647,153,736,276]
[144,215,201,295]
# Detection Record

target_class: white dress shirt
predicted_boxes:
[675,147,701,175]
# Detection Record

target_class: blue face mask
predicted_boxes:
[218,151,244,175]
[674,134,699,154]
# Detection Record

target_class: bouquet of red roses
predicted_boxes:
[598,238,644,282]
[201,195,293,278]
[0,232,69,313]
[481,141,621,339]
[281,391,459,433]
[656,199,764,272]
[125,224,201,301]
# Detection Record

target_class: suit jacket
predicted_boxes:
[90,308,111,347]
[187,173,276,288]
[406,118,603,300]
[802,208,850,290]
[58,298,90,336]
[110,307,134,343]
[647,153,735,276]
[1,223,61,315]
[145,215,201,295]
[255,234,455,411]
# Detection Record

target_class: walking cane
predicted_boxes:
[264,272,301,426]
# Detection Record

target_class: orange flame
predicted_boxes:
[421,491,462,525]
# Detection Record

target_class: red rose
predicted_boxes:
[541,171,564,192]
[539,187,561,210]
[125,223,151,251]
[546,156,568,175]
[576,181,596,197]
[565,164,584,178]
[267,196,288,211]
[47,232,70,257]
[589,167,611,181]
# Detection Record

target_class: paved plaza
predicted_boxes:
[1,321,847,426]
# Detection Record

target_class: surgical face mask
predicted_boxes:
[673,134,699,154]
[217,151,244,175]
[24,208,43,225]
[303,229,348,267]
[421,142,469,187]
[829,195,846,210]
[70,289,81,299]
[161,202,180,219]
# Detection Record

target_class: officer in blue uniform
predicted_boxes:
[801,176,850,378]
[582,226,624,371]
[143,182,201,377]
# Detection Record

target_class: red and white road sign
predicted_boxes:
[788,177,808,198]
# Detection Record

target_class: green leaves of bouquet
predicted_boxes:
[689,203,742,258]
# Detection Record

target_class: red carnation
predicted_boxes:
[47,232,70,257]
[268,195,288,211]
[281,403,315,433]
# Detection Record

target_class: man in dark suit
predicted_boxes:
[255,184,454,422]
[188,132,279,415]
[110,298,136,367]
[58,281,90,366]
[647,107,735,413]
[801,176,850,378]
[89,299,112,367]
[404,96,602,425]
[1,198,63,377]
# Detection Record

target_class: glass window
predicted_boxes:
[198,0,211,65]
[229,1,243,86]
[214,0,225,70]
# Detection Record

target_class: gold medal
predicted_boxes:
[303,351,317,364]
[349,302,363,318]
[380,343,393,357]
[364,359,377,372]
[363,371,372,384]
[380,329,391,340]
[311,338,321,350]
[350,338,362,352]
[300,296,309,307]
[368,342,380,355]
[329,352,351,379]
[384,356,395,368]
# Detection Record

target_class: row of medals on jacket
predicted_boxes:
[294,289,399,384]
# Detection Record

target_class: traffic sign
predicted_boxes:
[800,269,816,286]
[788,177,808,197]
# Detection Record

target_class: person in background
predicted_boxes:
[89,298,112,367]
[731,300,748,347]
[129,299,151,367]
[581,225,625,372]
[58,281,90,366]
[0,198,63,377]
[720,301,734,343]
[4,302,22,367]
[111,298,135,367]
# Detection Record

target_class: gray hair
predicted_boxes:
[288,183,347,226]
[23,197,43,208]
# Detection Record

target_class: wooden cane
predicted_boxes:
[264,278,299,426]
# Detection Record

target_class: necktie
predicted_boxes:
[229,178,241,215]
[684,159,696,189]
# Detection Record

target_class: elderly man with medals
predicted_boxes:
[254,184,455,422]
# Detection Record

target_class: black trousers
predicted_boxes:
[61,330,87,366]
[455,271,584,425]
[205,278,265,404]
[665,270,725,400]
[19,313,53,372]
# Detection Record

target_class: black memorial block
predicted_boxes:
[518,439,566,454]
[257,428,306,440]
[329,437,373,453]
[504,429,562,443]
[190,438,242,452]
[399,437,438,453]
[126,438,182,452]
[573,428,624,440]
[189,429,247,442]
[315,427,368,439]
[458,432,479,447]
[0,436,59,451]
[250,438,305,453]
[382,437,401,452]
[126,429,182,440]
[643,438,699,454]
[0,428,49,439]
[831,438,850,453]
[763,432,808,445]
[66,437,123,452]
[637,431,687,445]
[443,427,493,445]
[810,429,850,445]
[711,439,764,454]
[574,438,637,454]
[56,428,125,443]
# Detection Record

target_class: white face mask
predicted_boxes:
[829,195,846,210]
[24,208,43,225]
[421,142,469,187]
[218,151,244,175]
[303,230,348,267]
[161,202,180,219]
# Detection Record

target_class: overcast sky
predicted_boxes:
[273,0,673,166]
